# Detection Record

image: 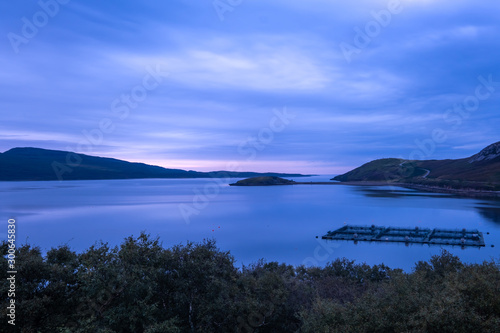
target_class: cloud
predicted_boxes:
[0,0,499,173]
[111,36,331,93]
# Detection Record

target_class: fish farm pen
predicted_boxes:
[321,225,486,247]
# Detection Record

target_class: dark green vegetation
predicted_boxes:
[0,148,306,181]
[1,234,499,332]
[333,141,500,192]
[230,176,297,186]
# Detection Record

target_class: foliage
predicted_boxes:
[1,236,499,332]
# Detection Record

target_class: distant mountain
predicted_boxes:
[0,147,308,181]
[333,141,500,191]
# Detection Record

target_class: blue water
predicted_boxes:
[1,176,499,271]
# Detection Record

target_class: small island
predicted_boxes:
[230,176,343,186]
[229,176,297,186]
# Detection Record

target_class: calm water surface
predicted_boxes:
[1,176,499,271]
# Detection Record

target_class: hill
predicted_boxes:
[0,147,307,181]
[333,141,500,192]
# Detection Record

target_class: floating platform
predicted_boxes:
[322,225,485,247]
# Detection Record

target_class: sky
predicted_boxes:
[1,0,499,174]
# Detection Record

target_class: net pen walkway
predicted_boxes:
[321,225,485,247]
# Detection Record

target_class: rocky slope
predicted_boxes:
[469,141,500,163]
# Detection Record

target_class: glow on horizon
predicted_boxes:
[132,158,348,175]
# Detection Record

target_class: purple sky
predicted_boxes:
[1,0,500,174]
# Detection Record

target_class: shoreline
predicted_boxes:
[233,180,500,198]
[324,181,500,198]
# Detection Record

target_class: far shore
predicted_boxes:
[293,180,500,198]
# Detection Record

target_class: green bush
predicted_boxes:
[1,235,498,333]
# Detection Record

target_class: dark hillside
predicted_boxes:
[0,147,307,181]
[334,141,500,191]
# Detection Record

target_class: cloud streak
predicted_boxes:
[1,0,499,173]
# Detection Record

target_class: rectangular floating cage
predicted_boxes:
[322,225,485,247]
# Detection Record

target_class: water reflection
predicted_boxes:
[476,205,500,224]
[354,187,451,199]
[354,185,500,226]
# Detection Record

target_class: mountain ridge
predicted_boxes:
[0,147,308,181]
